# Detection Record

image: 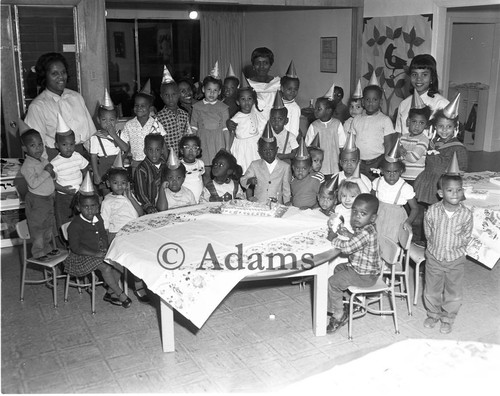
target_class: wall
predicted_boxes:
[363,0,433,17]
[242,8,352,108]
[449,23,494,85]
[107,20,136,92]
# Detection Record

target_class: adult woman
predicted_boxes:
[25,52,96,159]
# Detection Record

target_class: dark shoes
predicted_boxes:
[133,287,150,303]
[121,296,132,308]
[103,293,122,306]
[327,310,348,334]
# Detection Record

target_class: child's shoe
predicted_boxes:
[423,317,439,328]
[440,322,452,334]
[326,310,348,334]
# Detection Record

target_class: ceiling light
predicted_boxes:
[189,10,198,19]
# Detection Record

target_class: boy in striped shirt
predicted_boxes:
[423,173,472,334]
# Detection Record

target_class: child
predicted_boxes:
[191,72,230,174]
[156,80,191,155]
[423,173,472,334]
[343,97,363,135]
[157,149,196,211]
[240,130,291,205]
[230,84,262,173]
[50,117,89,230]
[178,79,196,117]
[222,69,240,118]
[290,145,320,209]
[332,86,351,124]
[317,180,337,217]
[400,97,432,182]
[414,106,468,207]
[352,85,395,180]
[395,54,449,136]
[271,105,298,164]
[20,129,57,259]
[334,180,362,235]
[309,146,325,184]
[100,168,143,242]
[179,135,205,203]
[372,157,418,244]
[200,149,245,202]
[305,96,346,177]
[326,194,382,333]
[337,138,371,194]
[121,93,166,172]
[280,62,301,138]
[134,134,166,214]
[64,191,131,308]
[89,99,128,195]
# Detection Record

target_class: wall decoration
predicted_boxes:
[114,32,126,58]
[320,37,337,73]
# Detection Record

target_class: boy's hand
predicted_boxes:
[44,163,55,177]
[226,119,237,133]
[327,229,337,241]
[146,206,158,214]
[161,181,169,189]
[247,177,258,186]
[61,185,76,195]
[399,146,407,157]
[337,226,354,239]
[402,221,412,231]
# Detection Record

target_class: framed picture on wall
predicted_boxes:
[114,32,126,58]
[320,37,337,73]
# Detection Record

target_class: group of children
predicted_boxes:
[19,51,472,334]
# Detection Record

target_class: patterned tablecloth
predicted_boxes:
[463,171,500,268]
[106,203,332,328]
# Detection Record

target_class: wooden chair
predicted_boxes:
[16,220,69,308]
[346,235,400,340]
[409,243,426,306]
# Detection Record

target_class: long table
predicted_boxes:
[105,203,335,352]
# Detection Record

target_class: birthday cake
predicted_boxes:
[220,199,288,218]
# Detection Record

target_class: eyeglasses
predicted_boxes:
[183,145,199,151]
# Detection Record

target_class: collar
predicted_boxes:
[283,98,295,104]
[319,118,332,126]
[45,88,69,102]
[80,214,99,225]
[203,99,217,105]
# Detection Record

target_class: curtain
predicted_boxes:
[199,11,244,83]
[362,15,433,121]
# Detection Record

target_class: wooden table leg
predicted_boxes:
[160,300,175,352]
[312,263,328,336]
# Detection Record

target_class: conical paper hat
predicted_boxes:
[443,92,460,119]
[162,65,175,84]
[285,60,298,79]
[352,79,363,99]
[295,137,309,160]
[56,113,71,135]
[112,153,124,169]
[445,152,460,175]
[140,79,152,96]
[272,90,285,110]
[411,90,426,109]
[323,82,335,100]
[239,73,250,89]
[352,162,361,178]
[210,61,220,79]
[101,88,114,110]
[368,70,379,87]
[385,136,401,163]
[262,122,275,143]
[310,132,320,148]
[226,63,236,78]
[79,171,95,196]
[18,118,31,135]
[324,173,339,193]
[343,132,357,153]
[167,147,181,170]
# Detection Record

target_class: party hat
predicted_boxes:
[79,171,95,196]
[310,133,320,148]
[285,60,298,78]
[352,162,361,178]
[167,147,181,170]
[161,65,175,84]
[411,90,426,109]
[210,61,220,79]
[324,173,339,193]
[239,72,250,89]
[101,88,114,110]
[56,113,71,135]
[352,79,363,99]
[294,137,309,160]
[272,90,285,110]
[261,122,275,143]
[368,70,379,87]
[18,118,31,135]
[385,136,401,163]
[445,152,460,175]
[140,79,152,96]
[226,63,236,78]
[323,82,335,100]
[343,132,357,153]
[112,153,124,169]
[443,92,460,119]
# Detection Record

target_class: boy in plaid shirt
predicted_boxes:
[326,193,382,333]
